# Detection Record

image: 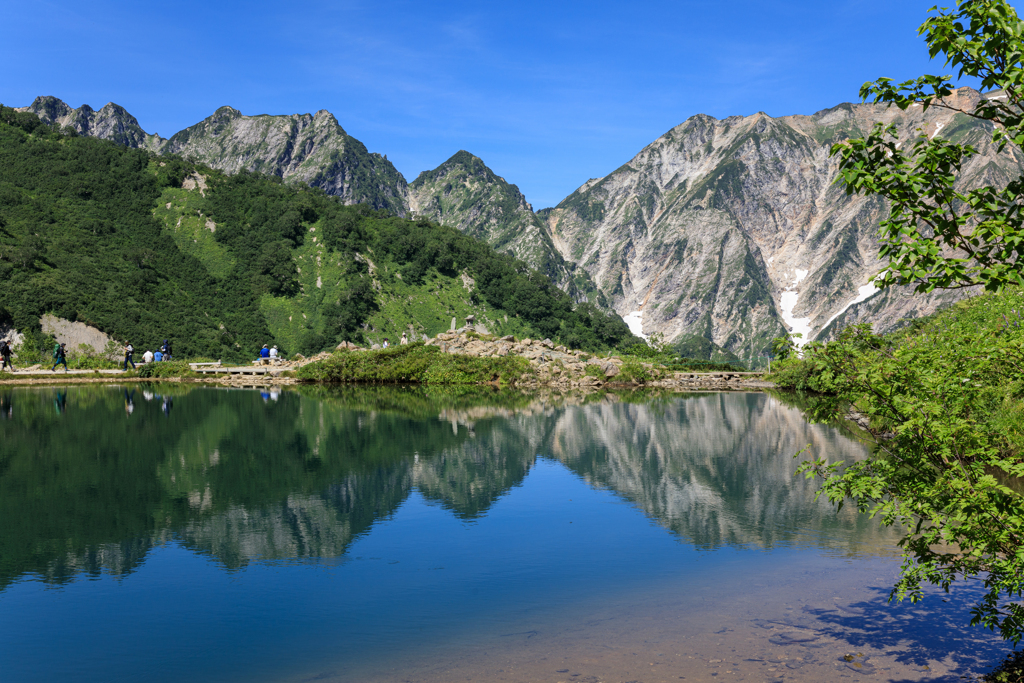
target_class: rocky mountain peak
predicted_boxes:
[21,95,73,121]
[18,96,161,150]
[544,87,1017,365]
[210,105,243,121]
[311,109,344,131]
[408,151,601,305]
[414,150,486,181]
[161,105,406,210]
[22,96,410,216]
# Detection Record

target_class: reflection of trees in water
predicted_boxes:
[0,387,897,588]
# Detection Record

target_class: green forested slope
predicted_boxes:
[409,151,603,305]
[0,107,638,361]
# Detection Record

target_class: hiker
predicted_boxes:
[143,349,154,364]
[269,345,279,359]
[400,332,408,345]
[382,338,390,349]
[259,344,270,359]
[161,340,172,361]
[124,342,136,370]
[0,340,13,371]
[52,342,68,372]
[153,349,163,362]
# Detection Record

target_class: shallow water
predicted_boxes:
[0,385,1011,682]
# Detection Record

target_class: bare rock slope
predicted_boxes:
[161,106,408,215]
[543,88,1022,364]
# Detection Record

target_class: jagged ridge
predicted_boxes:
[19,96,408,216]
[409,150,604,305]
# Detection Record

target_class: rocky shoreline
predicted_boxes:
[0,332,772,390]
[424,330,770,390]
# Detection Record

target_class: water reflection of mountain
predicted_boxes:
[0,386,896,588]
[548,394,884,552]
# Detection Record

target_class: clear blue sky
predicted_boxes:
[2,0,977,208]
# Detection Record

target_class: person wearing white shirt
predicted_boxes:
[143,350,154,364]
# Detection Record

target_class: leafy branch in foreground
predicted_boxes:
[832,0,1024,293]
[780,292,1024,643]
[793,0,1024,645]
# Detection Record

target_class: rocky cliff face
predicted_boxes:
[408,151,601,303]
[20,95,164,150]
[162,106,408,215]
[543,88,1023,364]
[18,96,409,215]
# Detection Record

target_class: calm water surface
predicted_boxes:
[0,385,1011,682]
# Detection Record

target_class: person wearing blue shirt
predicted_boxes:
[154,350,163,362]
[259,344,270,359]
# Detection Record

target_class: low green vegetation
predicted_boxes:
[771,287,1024,641]
[134,361,198,379]
[617,341,746,372]
[671,333,744,366]
[6,337,123,370]
[617,359,666,384]
[295,343,532,385]
[771,0,1024,649]
[0,106,639,365]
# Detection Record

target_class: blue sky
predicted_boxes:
[3,0,976,208]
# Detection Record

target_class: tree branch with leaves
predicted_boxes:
[785,0,1024,646]
[832,0,1024,293]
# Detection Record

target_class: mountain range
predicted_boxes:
[20,90,1011,365]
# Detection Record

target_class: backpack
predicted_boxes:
[53,343,60,359]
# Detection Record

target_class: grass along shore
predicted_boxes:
[0,331,765,389]
[766,286,1024,650]
[295,332,765,389]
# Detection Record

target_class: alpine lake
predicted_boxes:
[0,384,1013,682]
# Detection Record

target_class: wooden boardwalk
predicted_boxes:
[189,364,283,376]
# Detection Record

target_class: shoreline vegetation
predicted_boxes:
[767,286,1024,656]
[0,329,767,390]
[754,3,1024,677]
[295,332,766,389]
